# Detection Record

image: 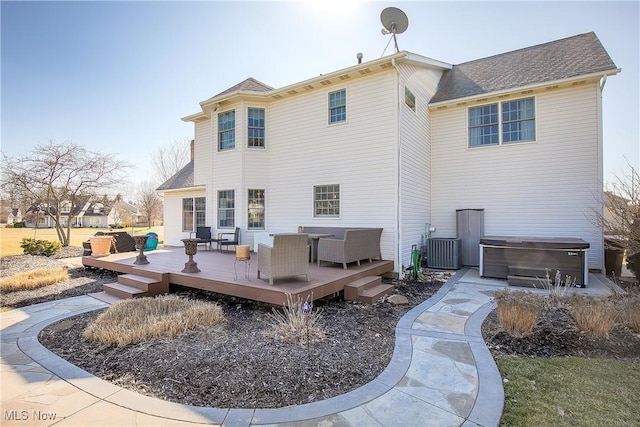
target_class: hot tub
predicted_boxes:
[479,236,589,286]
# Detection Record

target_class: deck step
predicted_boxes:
[344,276,394,303]
[103,282,147,299]
[118,274,162,291]
[359,283,395,304]
[507,275,540,288]
[88,291,124,305]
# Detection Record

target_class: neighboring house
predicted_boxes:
[158,32,619,273]
[24,205,55,228]
[7,208,22,225]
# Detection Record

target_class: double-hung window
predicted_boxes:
[247,189,265,229]
[217,190,235,228]
[468,97,535,147]
[329,89,346,124]
[248,108,265,148]
[218,110,235,150]
[182,197,206,232]
[314,184,340,217]
[405,87,416,111]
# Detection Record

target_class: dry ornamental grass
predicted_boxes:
[83,295,224,346]
[0,268,69,292]
[495,290,541,337]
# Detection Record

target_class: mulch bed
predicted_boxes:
[38,274,448,409]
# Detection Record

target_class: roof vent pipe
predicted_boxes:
[357,52,363,64]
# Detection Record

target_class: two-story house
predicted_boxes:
[158,32,619,274]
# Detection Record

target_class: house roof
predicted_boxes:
[208,77,274,100]
[156,160,196,191]
[430,32,618,104]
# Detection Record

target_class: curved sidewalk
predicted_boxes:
[1,268,507,426]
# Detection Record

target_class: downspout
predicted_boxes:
[596,75,607,273]
[392,57,402,277]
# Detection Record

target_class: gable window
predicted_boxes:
[182,197,206,232]
[247,189,265,229]
[405,87,416,111]
[218,110,235,150]
[469,97,535,147]
[328,89,346,124]
[248,108,265,148]
[218,190,235,228]
[314,184,340,217]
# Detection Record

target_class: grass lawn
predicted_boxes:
[0,226,164,256]
[498,356,640,427]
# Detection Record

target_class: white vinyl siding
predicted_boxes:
[398,64,443,269]
[267,71,398,261]
[162,189,206,246]
[430,84,603,269]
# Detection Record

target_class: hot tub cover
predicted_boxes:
[480,236,589,250]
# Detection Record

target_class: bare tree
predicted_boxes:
[137,181,163,227]
[1,141,130,246]
[598,161,640,257]
[150,138,191,185]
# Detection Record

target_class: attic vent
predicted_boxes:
[272,94,283,99]
[521,90,533,94]
[456,102,467,106]
[380,63,393,69]
[287,89,298,95]
[498,94,510,99]
[338,74,351,80]
[303,85,314,90]
[545,85,559,90]
[359,68,372,75]
[572,80,586,86]
[320,80,332,86]
[437,106,448,110]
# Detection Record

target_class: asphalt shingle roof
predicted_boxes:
[430,32,617,104]
[156,160,195,191]
[209,77,274,100]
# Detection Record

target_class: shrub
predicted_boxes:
[0,268,69,292]
[614,293,640,333]
[83,295,224,346]
[494,290,542,337]
[627,251,640,281]
[535,269,576,308]
[13,221,26,228]
[20,238,62,256]
[568,295,616,338]
[266,293,325,345]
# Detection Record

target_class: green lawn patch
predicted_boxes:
[498,356,640,427]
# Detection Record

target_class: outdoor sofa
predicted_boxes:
[316,228,383,269]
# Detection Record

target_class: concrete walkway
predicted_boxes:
[1,268,615,426]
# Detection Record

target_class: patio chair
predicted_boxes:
[257,233,310,285]
[144,232,159,251]
[217,227,240,252]
[191,226,216,250]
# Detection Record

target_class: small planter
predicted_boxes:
[90,236,113,257]
[181,238,201,273]
[133,235,150,265]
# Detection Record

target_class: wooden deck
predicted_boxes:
[83,246,395,305]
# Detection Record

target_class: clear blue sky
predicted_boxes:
[2,1,638,198]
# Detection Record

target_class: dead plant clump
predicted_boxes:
[0,268,69,292]
[83,295,224,346]
[265,293,325,345]
[613,293,640,333]
[494,290,541,337]
[567,295,616,338]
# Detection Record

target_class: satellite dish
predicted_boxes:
[381,7,409,35]
[380,7,409,53]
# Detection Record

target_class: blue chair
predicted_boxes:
[145,232,159,251]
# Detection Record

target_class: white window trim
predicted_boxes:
[328,88,348,126]
[217,109,236,152]
[467,96,537,148]
[313,184,341,218]
[247,106,266,149]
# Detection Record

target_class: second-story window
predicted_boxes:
[248,108,265,148]
[329,89,346,124]
[218,110,235,151]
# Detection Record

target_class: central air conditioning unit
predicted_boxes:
[427,238,462,270]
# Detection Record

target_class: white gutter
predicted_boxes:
[428,68,621,109]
